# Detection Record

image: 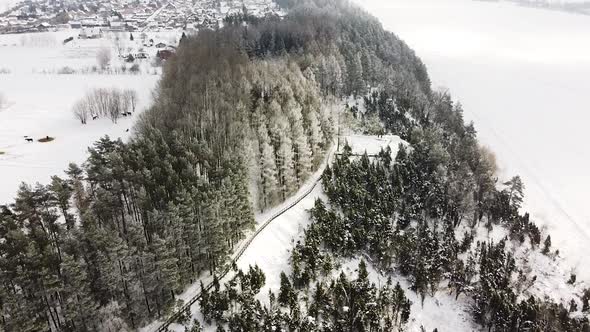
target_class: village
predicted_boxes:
[0,0,283,35]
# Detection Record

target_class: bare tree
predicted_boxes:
[92,88,111,117]
[72,99,89,124]
[96,47,112,70]
[124,89,138,112]
[120,90,131,115]
[108,89,121,123]
[74,88,133,124]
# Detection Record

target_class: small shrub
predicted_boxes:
[0,151,5,155]
[129,63,140,73]
[568,273,577,285]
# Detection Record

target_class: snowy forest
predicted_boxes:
[1,0,589,331]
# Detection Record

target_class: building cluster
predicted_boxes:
[0,0,283,34]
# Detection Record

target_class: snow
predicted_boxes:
[462,222,586,309]
[356,0,590,281]
[0,30,163,205]
[512,243,586,307]
[341,134,407,156]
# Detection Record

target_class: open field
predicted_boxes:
[0,29,180,74]
[0,73,158,204]
[0,29,169,205]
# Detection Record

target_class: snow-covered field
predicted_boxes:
[357,0,590,281]
[0,29,179,74]
[0,30,169,204]
[0,74,157,205]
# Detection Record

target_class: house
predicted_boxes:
[36,22,50,31]
[69,21,81,28]
[81,18,102,27]
[155,42,166,48]
[109,20,125,31]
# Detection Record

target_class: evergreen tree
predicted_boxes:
[504,175,524,210]
[542,235,552,255]
[276,133,296,200]
[278,272,295,309]
[290,107,313,184]
[258,123,279,211]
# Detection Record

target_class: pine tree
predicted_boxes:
[278,272,295,309]
[347,51,365,96]
[49,175,75,229]
[276,133,296,200]
[258,123,278,211]
[65,162,87,213]
[503,175,524,210]
[542,235,552,255]
[61,253,99,330]
[306,110,324,167]
[201,191,228,274]
[289,106,313,185]
[582,289,590,312]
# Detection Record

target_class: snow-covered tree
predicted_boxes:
[258,123,278,210]
[289,106,313,184]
